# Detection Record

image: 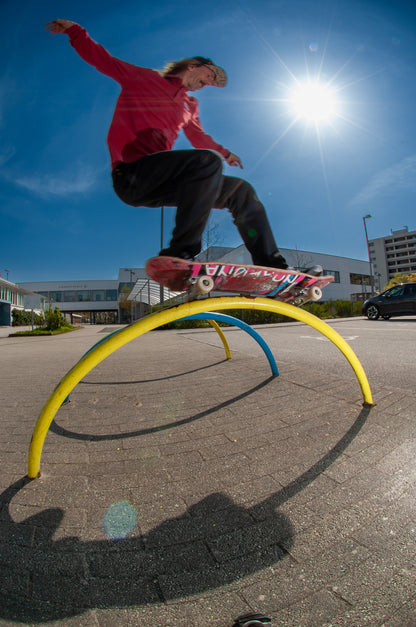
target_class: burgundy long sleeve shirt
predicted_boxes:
[66,25,229,169]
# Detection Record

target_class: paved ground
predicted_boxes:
[0,317,415,626]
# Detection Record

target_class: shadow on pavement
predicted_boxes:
[0,404,371,623]
[50,376,276,441]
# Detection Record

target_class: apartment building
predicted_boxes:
[369,227,416,290]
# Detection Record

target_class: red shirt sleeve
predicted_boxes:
[183,96,229,158]
[66,24,139,83]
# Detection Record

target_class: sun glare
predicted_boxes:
[289,81,337,123]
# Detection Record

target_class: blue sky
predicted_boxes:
[2,0,416,282]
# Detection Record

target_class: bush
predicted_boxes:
[146,298,364,330]
[302,301,334,318]
[12,309,44,327]
[44,305,68,331]
[303,300,362,319]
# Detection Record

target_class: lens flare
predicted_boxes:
[103,501,137,540]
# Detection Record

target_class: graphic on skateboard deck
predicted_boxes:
[145,256,334,305]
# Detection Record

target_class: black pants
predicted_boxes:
[112,149,284,266]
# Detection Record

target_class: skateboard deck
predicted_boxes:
[145,256,334,304]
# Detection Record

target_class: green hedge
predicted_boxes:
[303,300,363,319]
[12,305,73,330]
[12,309,44,327]
[149,299,363,329]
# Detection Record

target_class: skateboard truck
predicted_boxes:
[187,274,215,299]
[292,284,323,306]
[232,612,272,626]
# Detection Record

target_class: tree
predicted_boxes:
[383,272,416,291]
[288,250,314,272]
[44,305,68,330]
[201,217,224,261]
[119,284,133,322]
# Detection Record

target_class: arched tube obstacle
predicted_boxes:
[179,312,279,376]
[60,318,231,405]
[28,297,373,479]
[60,312,278,404]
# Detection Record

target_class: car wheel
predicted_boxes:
[382,314,391,320]
[366,304,380,320]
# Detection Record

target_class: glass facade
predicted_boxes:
[37,289,118,302]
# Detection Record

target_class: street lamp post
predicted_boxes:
[362,214,374,296]
[127,269,137,323]
[160,206,164,305]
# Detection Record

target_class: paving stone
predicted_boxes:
[1,322,415,625]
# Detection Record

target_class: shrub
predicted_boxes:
[146,298,363,330]
[12,309,44,327]
[44,305,68,331]
[383,272,416,291]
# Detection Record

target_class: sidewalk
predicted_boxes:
[0,322,415,626]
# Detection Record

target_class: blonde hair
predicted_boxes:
[158,59,201,78]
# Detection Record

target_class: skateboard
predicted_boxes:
[145,256,334,305]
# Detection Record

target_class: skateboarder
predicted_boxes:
[46,19,289,269]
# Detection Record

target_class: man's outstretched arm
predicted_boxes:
[45,19,75,34]
[45,19,137,83]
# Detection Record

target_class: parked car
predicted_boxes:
[362,283,416,320]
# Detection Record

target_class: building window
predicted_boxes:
[93,290,105,302]
[77,291,91,302]
[37,291,63,302]
[324,270,340,283]
[105,289,118,301]
[350,273,371,286]
[64,291,77,302]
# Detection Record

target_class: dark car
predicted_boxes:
[362,282,416,320]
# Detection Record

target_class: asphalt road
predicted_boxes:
[181,316,416,395]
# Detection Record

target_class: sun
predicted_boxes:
[289,80,337,123]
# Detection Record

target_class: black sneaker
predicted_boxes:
[305,265,323,276]
[232,613,271,626]
[265,251,288,270]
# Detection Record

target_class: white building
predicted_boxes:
[0,276,42,326]
[203,245,372,302]
[368,227,416,290]
[17,247,372,326]
[18,268,178,325]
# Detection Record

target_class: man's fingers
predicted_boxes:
[45,19,73,33]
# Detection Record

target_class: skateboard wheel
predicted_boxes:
[307,286,322,301]
[196,275,214,294]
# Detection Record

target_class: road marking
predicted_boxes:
[300,335,359,342]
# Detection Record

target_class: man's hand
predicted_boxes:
[45,19,75,34]
[225,152,243,169]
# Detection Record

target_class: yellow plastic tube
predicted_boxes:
[27,297,373,479]
[207,319,232,360]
